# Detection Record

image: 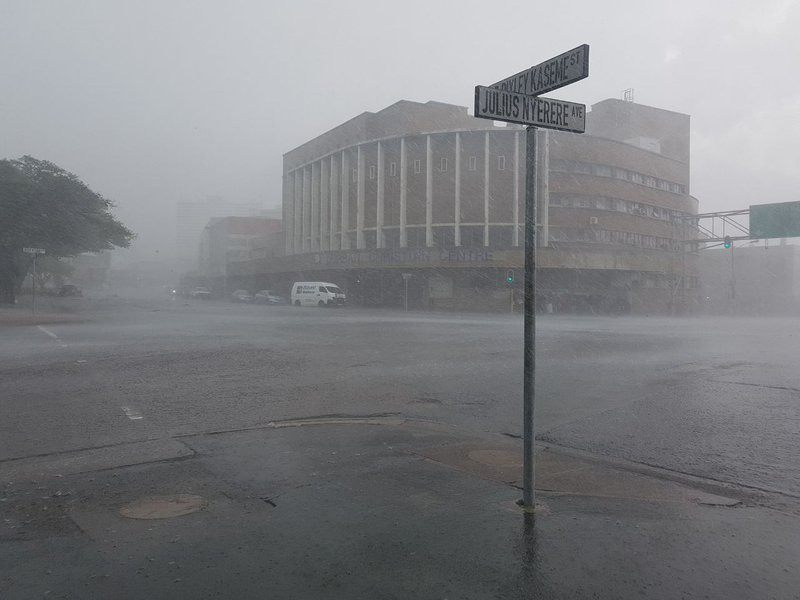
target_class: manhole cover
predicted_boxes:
[468,449,522,468]
[119,494,206,520]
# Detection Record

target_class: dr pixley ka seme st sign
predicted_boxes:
[474,86,586,133]
[491,44,589,97]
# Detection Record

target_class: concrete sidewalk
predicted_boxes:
[1,418,798,599]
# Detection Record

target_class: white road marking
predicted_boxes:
[37,325,59,339]
[122,407,144,420]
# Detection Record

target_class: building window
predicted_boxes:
[414,159,422,174]
[432,226,455,247]
[406,227,425,248]
[390,162,397,176]
[384,229,400,248]
[460,225,484,247]
[489,226,513,248]
[497,156,506,171]
[593,164,612,177]
[468,156,477,171]
[440,157,448,172]
[369,165,376,180]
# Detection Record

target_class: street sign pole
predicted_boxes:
[474,43,589,513]
[23,247,46,317]
[523,126,537,510]
[32,254,37,317]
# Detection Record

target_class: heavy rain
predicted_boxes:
[1,1,799,599]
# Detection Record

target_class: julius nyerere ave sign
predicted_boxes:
[474,44,589,511]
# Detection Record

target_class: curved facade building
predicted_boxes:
[233,98,698,313]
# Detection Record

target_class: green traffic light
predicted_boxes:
[724,236,731,249]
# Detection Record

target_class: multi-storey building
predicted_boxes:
[229,98,699,313]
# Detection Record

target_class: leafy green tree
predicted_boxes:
[0,156,134,304]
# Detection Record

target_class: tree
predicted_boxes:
[0,156,135,304]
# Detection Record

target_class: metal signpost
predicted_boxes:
[474,45,589,511]
[23,247,46,316]
[402,273,412,311]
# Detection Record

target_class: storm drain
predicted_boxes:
[119,494,207,520]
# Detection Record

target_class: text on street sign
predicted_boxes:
[474,86,586,133]
[491,44,589,97]
[23,247,46,254]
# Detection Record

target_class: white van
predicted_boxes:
[291,282,346,307]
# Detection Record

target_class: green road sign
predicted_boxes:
[750,201,800,239]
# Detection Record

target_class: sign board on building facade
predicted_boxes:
[491,44,589,97]
[474,86,586,133]
[750,201,800,239]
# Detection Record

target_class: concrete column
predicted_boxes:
[329,155,339,251]
[484,131,490,246]
[320,159,329,252]
[311,162,320,252]
[341,151,350,249]
[425,135,433,247]
[376,141,384,248]
[293,170,302,253]
[283,174,293,255]
[400,138,407,247]
[513,130,520,247]
[356,146,365,249]
[454,132,461,247]
[302,167,311,252]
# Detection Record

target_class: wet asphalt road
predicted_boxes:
[2,293,799,501]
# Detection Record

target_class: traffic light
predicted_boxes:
[723,236,732,249]
[506,269,514,283]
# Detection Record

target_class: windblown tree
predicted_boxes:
[0,156,134,304]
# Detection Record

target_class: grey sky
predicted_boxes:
[2,0,798,259]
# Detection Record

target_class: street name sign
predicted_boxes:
[473,44,589,511]
[474,86,586,133]
[491,44,589,97]
[23,247,45,255]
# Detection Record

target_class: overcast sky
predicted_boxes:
[2,0,798,260]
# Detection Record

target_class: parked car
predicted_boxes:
[230,289,253,303]
[58,284,82,297]
[189,286,212,299]
[253,290,286,305]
